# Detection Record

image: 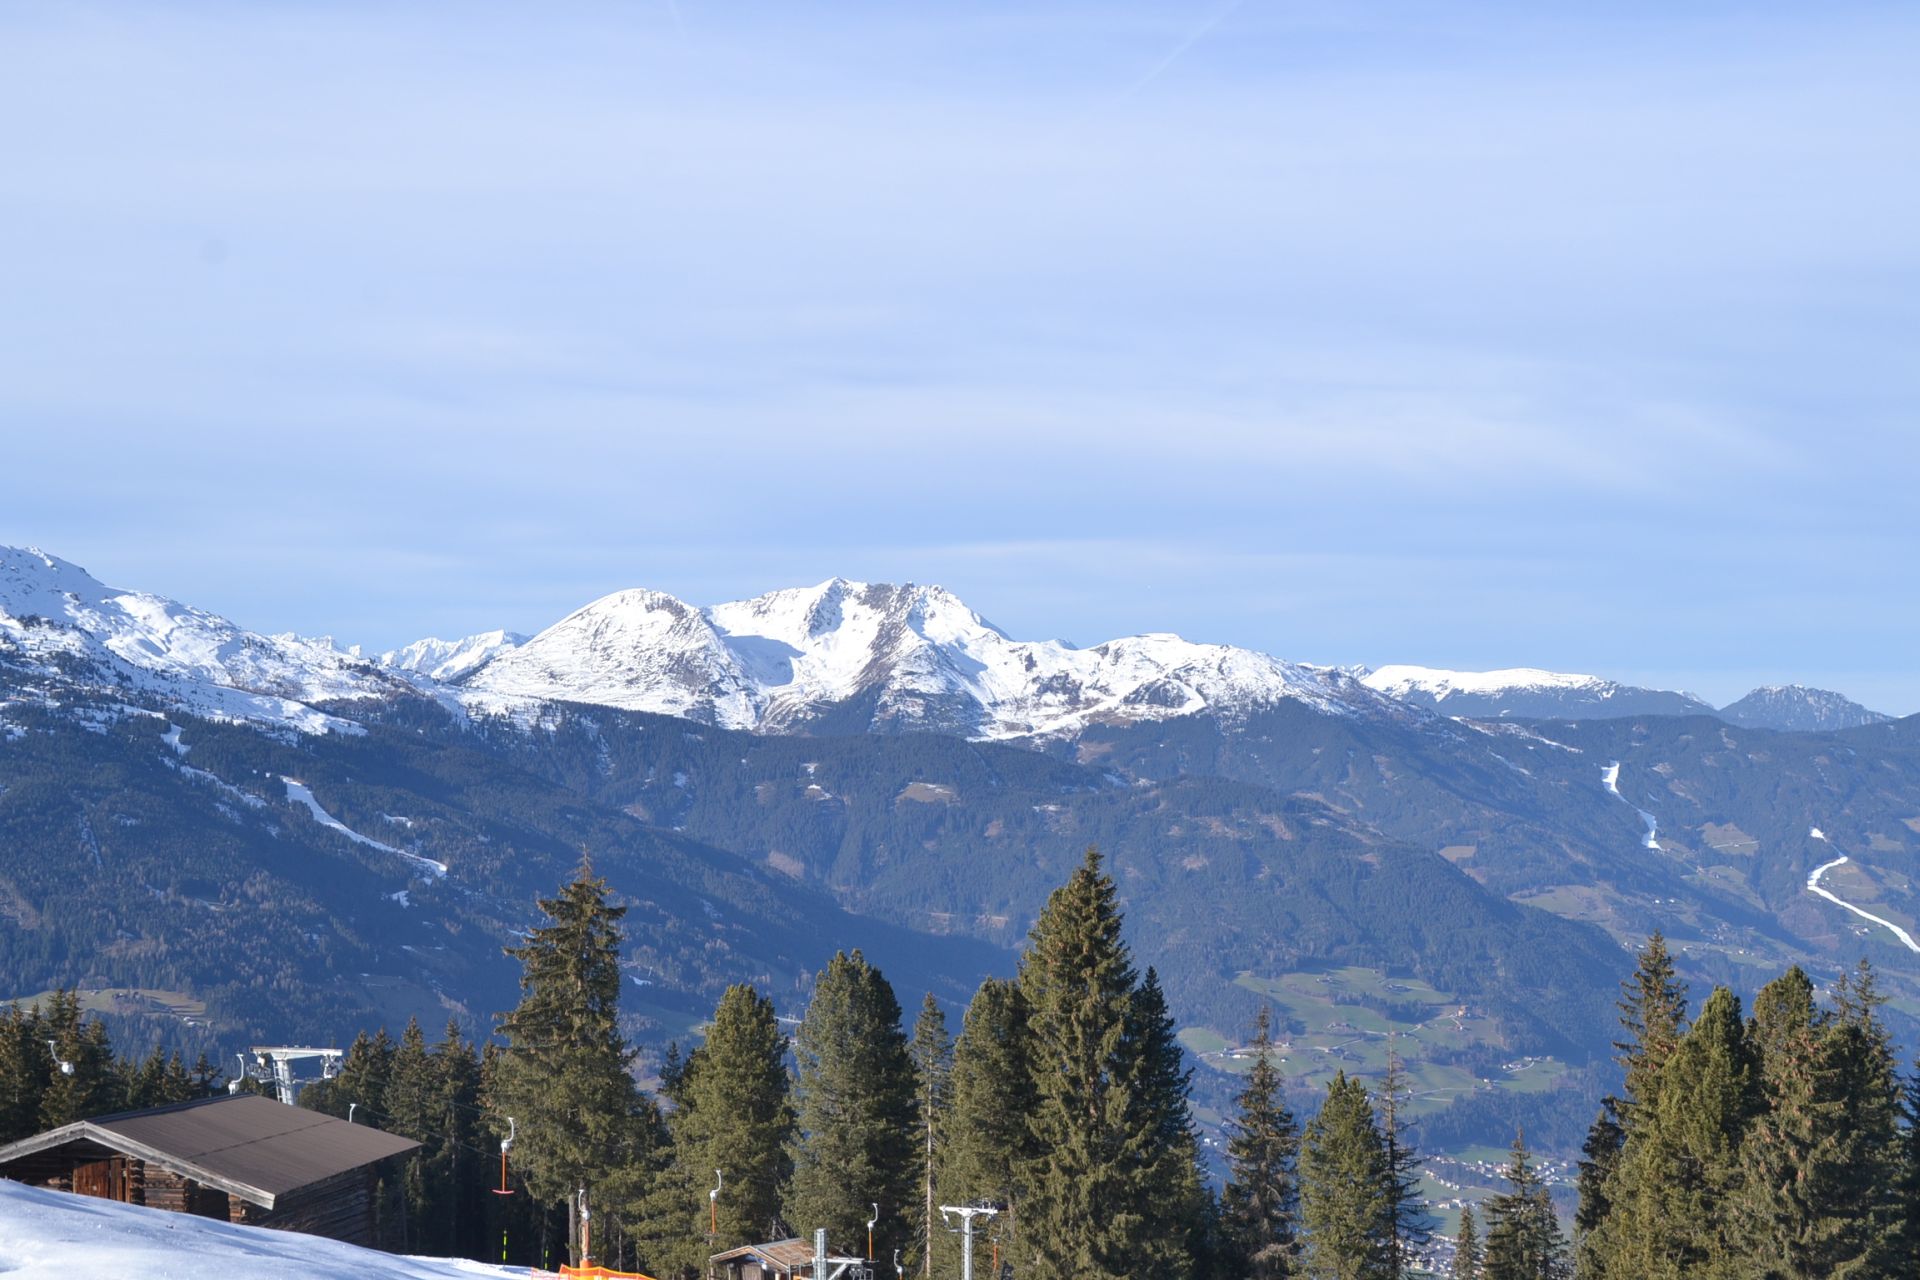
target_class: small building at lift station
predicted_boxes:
[0,1092,419,1247]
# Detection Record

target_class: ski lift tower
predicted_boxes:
[939,1203,999,1280]
[810,1228,872,1280]
[246,1046,345,1105]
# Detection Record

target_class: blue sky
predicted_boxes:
[2,2,1917,711]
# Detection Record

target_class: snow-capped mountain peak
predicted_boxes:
[454,577,1397,738]
[377,629,526,682]
[462,587,760,727]
[0,545,409,733]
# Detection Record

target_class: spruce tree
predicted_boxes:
[0,1001,48,1143]
[1898,1056,1920,1265]
[1580,932,1689,1276]
[939,978,1034,1264]
[1729,966,1835,1280]
[1822,961,1903,1274]
[36,989,119,1127]
[1603,985,1756,1278]
[1017,848,1181,1280]
[312,1027,396,1122]
[1456,1205,1482,1280]
[384,1017,441,1252]
[1572,1107,1622,1280]
[649,984,794,1278]
[1220,1005,1300,1279]
[1133,967,1215,1279]
[492,858,655,1267]
[1748,966,1815,1073]
[1299,1071,1392,1280]
[1727,961,1904,1280]
[1614,933,1689,1120]
[786,950,917,1265]
[1377,1046,1430,1277]
[909,993,953,1276]
[1481,1133,1568,1280]
[432,1019,485,1260]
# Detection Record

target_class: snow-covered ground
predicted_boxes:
[0,1179,541,1280]
[1804,830,1920,954]
[283,778,448,879]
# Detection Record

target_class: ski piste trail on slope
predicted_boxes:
[1600,762,1660,849]
[1805,828,1920,955]
[282,777,449,879]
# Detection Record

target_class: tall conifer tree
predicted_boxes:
[1377,1047,1430,1277]
[1481,1134,1568,1280]
[1016,848,1195,1280]
[1299,1071,1392,1280]
[384,1017,441,1252]
[492,858,655,1267]
[909,993,953,1276]
[1133,967,1215,1279]
[36,989,119,1127]
[1822,961,1903,1274]
[939,978,1033,1267]
[1614,933,1689,1120]
[1456,1205,1482,1280]
[786,950,917,1264]
[0,1002,47,1143]
[1601,986,1756,1278]
[432,1019,485,1260]
[1221,1005,1300,1279]
[1573,1107,1622,1280]
[651,983,793,1277]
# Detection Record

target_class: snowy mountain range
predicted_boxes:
[0,545,1894,739]
[445,577,1395,739]
[0,546,412,734]
[1361,665,1718,720]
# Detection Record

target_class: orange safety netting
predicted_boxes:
[556,1267,658,1280]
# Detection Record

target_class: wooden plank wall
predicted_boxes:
[256,1166,377,1247]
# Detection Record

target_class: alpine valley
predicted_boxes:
[2,545,1915,1155]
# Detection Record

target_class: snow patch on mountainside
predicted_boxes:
[1804,832,1920,954]
[459,577,1397,738]
[283,778,448,879]
[1601,761,1660,850]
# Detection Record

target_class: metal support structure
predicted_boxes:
[810,1228,870,1280]
[938,1205,999,1280]
[244,1046,344,1105]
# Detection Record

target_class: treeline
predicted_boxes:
[0,990,222,1141]
[454,848,1476,1278]
[1573,934,1920,1279]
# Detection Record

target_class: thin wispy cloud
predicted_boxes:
[0,2,1915,711]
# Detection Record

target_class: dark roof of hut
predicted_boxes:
[0,1093,418,1208]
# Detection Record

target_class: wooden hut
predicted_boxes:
[0,1093,419,1247]
[708,1238,832,1279]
